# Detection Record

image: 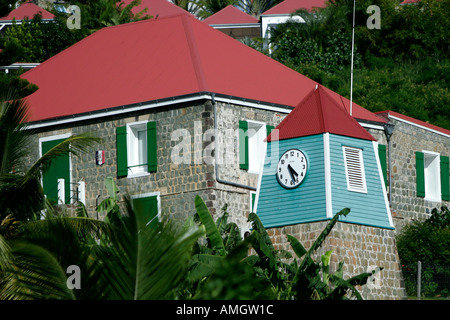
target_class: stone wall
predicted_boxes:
[366,119,450,231]
[266,221,407,300]
[28,99,289,230]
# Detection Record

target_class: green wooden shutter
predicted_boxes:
[251,192,256,213]
[147,121,157,173]
[132,195,158,229]
[378,144,388,189]
[441,155,450,201]
[116,126,128,177]
[42,138,70,204]
[239,120,249,170]
[266,125,275,138]
[416,151,425,197]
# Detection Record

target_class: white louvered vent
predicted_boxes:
[343,146,367,193]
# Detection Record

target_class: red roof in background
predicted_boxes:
[267,85,376,142]
[203,5,259,25]
[376,110,450,136]
[262,0,328,15]
[119,0,192,18]
[400,0,420,4]
[0,2,55,21]
[21,13,381,125]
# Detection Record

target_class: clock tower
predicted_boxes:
[255,84,393,229]
[253,84,406,299]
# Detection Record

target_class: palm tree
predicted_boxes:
[0,173,204,300]
[195,0,239,19]
[238,0,282,19]
[170,0,202,16]
[0,88,100,236]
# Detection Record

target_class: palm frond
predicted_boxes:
[0,240,75,300]
[96,197,204,300]
[0,90,32,176]
[26,133,101,184]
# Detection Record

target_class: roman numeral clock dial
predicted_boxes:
[276,149,308,189]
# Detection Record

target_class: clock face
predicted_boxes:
[276,149,308,189]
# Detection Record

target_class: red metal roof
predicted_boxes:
[203,5,259,25]
[262,0,328,15]
[0,2,55,21]
[21,13,382,125]
[267,85,376,141]
[119,0,192,18]
[376,110,450,136]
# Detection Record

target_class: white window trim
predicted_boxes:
[422,150,441,202]
[342,146,368,194]
[126,120,150,179]
[131,192,161,224]
[373,141,394,228]
[39,133,73,204]
[246,120,267,175]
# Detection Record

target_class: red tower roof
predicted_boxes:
[204,5,259,25]
[267,85,376,141]
[0,2,55,21]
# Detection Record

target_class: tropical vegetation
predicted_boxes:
[264,0,450,130]
[0,90,379,300]
[396,206,450,298]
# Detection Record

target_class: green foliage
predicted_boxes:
[0,72,38,98]
[76,0,151,37]
[397,207,450,297]
[1,18,43,63]
[0,169,380,301]
[238,0,283,19]
[196,0,239,19]
[258,0,450,130]
[0,88,100,235]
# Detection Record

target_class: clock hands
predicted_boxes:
[287,164,298,183]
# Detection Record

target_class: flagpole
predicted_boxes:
[349,0,356,117]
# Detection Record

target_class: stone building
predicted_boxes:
[374,111,450,231]
[20,13,449,299]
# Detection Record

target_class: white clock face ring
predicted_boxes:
[276,149,308,189]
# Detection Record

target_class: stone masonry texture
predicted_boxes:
[26,100,449,300]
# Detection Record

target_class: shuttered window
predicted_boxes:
[116,121,157,178]
[239,120,271,173]
[416,152,425,197]
[239,120,249,170]
[343,146,367,193]
[378,144,388,189]
[441,155,450,201]
[416,151,449,201]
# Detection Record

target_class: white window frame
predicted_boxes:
[343,146,367,194]
[126,121,149,178]
[247,120,267,174]
[423,150,441,202]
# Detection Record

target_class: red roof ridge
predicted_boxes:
[0,2,55,21]
[204,5,259,25]
[180,14,209,92]
[267,85,376,142]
